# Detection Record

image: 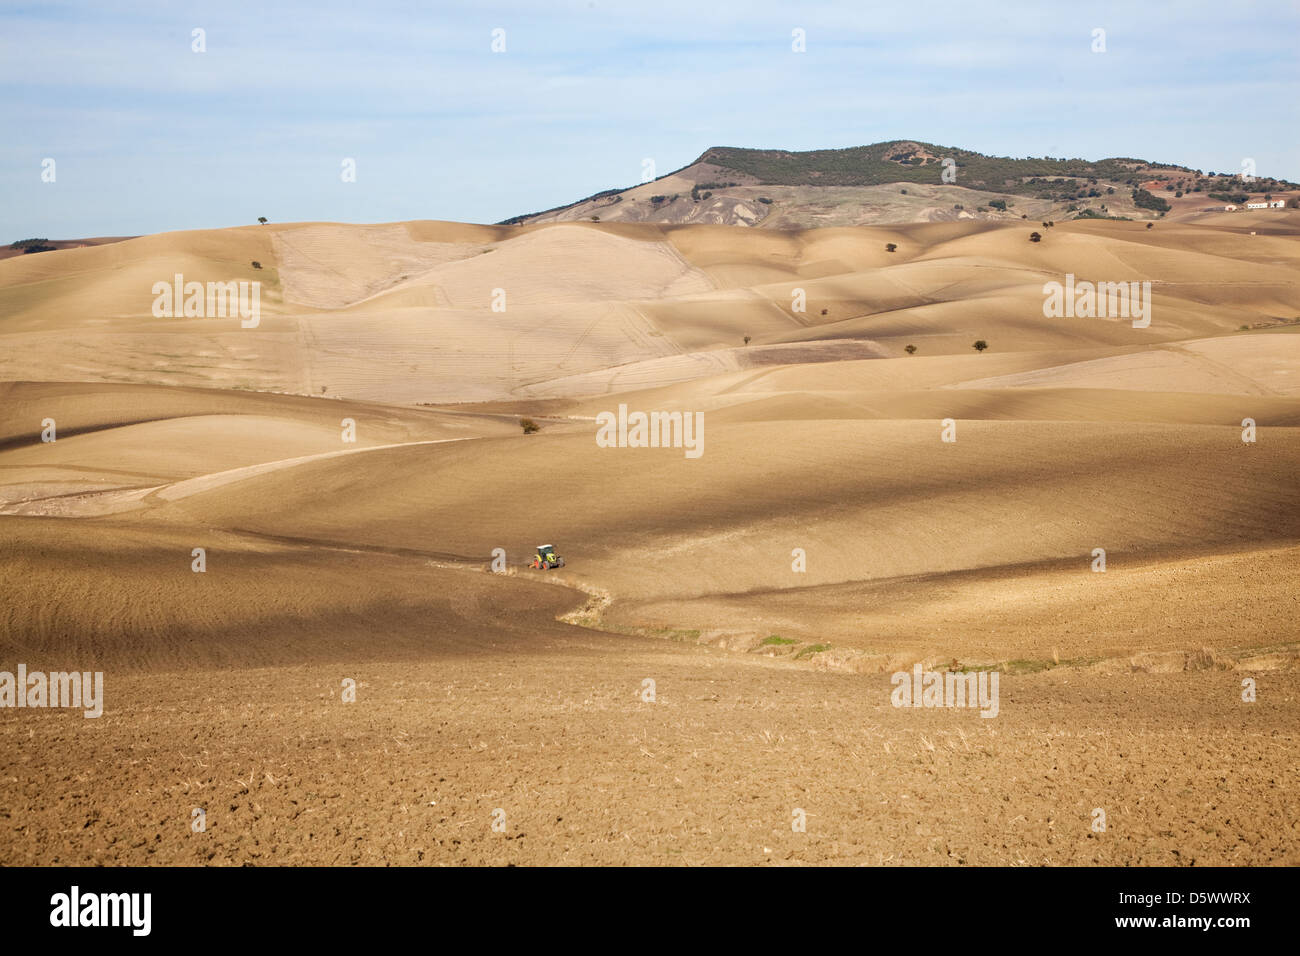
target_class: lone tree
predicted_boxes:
[1146,222,1154,229]
[885,242,897,253]
[904,344,917,355]
[743,335,751,345]
[257,217,268,225]
[250,260,262,269]
[520,417,540,434]
[973,340,989,353]
[1029,231,1042,242]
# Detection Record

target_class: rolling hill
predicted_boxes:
[2,204,1298,866]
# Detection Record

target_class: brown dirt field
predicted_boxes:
[5,663,1297,866]
[1,521,1294,866]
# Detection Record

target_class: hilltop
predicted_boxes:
[503,140,1299,229]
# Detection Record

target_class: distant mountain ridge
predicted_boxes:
[502,139,1298,229]
[696,142,1181,190]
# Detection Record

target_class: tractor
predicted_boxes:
[528,544,565,570]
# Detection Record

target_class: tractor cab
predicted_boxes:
[530,544,564,570]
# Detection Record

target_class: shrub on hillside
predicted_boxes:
[1132,187,1171,213]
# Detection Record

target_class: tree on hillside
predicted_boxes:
[1029,231,1042,242]
[885,243,897,252]
[905,344,917,355]
[1131,187,1171,213]
[257,217,268,224]
[973,340,989,353]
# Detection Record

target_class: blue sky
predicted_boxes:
[3,0,1297,239]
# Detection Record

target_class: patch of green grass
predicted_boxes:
[1236,318,1300,334]
[761,635,796,646]
[992,655,1103,674]
[641,627,700,643]
[999,658,1055,674]
[795,643,831,660]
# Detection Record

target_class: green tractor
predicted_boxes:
[528,544,565,570]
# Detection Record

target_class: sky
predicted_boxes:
[2,0,1297,239]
